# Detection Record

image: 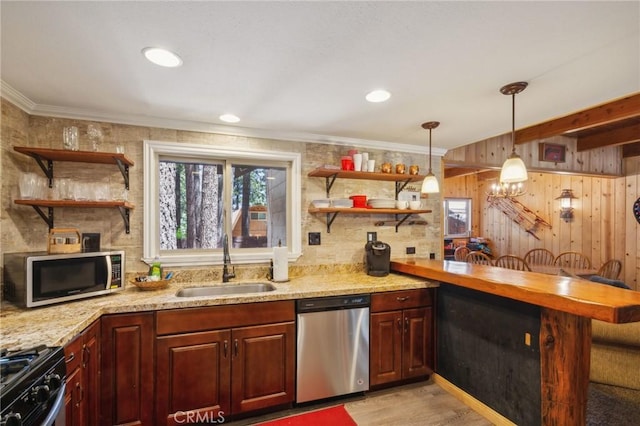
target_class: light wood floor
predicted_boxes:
[237,379,493,425]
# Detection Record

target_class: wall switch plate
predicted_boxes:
[367,231,377,242]
[308,232,321,246]
[406,247,416,255]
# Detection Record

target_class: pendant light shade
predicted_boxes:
[500,151,528,183]
[421,121,440,194]
[421,173,440,193]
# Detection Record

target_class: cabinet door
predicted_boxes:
[402,307,433,379]
[64,334,84,426]
[231,322,295,414]
[370,311,403,386]
[64,365,83,426]
[82,319,101,425]
[101,312,154,426]
[156,330,231,426]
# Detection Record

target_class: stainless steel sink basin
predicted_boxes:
[175,282,277,297]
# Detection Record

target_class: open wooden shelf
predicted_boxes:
[14,146,134,166]
[307,167,432,232]
[308,207,432,233]
[14,200,134,233]
[13,199,134,234]
[308,207,431,215]
[14,146,133,189]
[308,167,425,182]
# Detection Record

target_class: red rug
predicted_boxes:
[255,405,357,425]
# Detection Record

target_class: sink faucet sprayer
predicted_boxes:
[222,234,235,283]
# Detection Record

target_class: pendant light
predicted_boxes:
[421,121,440,194]
[488,81,528,198]
[499,81,528,184]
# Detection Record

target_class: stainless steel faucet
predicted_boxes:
[222,234,235,283]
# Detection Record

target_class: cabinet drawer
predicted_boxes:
[371,289,432,312]
[64,334,83,373]
[156,300,295,335]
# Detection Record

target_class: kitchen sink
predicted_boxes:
[175,282,277,297]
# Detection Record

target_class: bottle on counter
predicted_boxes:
[149,257,163,281]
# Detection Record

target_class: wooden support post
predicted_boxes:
[539,308,591,425]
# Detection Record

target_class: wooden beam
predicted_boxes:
[623,142,640,158]
[577,123,640,151]
[515,93,640,144]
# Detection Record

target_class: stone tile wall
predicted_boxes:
[1,98,442,282]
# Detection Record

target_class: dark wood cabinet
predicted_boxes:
[155,301,295,422]
[370,289,434,387]
[64,319,100,426]
[100,312,154,426]
[64,335,83,426]
[231,322,295,414]
[156,330,231,425]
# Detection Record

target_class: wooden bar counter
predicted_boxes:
[391,258,640,426]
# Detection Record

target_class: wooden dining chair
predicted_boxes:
[465,251,493,265]
[523,248,555,266]
[495,255,531,271]
[454,246,470,262]
[553,251,592,269]
[597,259,622,280]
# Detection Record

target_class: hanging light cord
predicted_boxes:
[510,91,517,156]
[428,128,433,173]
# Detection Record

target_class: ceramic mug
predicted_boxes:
[396,200,409,209]
[409,200,422,210]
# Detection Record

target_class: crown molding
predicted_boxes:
[1,80,446,157]
[1,80,36,112]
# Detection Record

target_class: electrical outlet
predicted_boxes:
[367,231,377,242]
[406,247,416,255]
[308,232,321,246]
[430,253,436,259]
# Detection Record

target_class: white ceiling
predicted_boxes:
[1,1,638,153]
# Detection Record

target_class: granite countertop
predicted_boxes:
[0,272,437,351]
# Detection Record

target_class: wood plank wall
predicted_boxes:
[444,157,640,291]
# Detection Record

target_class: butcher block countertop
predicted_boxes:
[0,272,436,351]
[391,258,640,324]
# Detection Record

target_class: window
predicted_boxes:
[143,140,301,266]
[443,198,471,238]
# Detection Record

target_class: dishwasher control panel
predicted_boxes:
[296,294,370,312]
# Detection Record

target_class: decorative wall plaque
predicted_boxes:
[539,143,566,163]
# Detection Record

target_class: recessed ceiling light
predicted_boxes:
[365,89,391,103]
[219,114,240,123]
[142,47,183,67]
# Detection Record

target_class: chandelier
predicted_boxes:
[487,81,528,198]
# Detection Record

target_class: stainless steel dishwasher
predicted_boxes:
[296,294,370,403]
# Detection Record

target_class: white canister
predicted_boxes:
[367,159,376,172]
[361,152,369,170]
[352,153,363,171]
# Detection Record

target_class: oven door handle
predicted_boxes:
[41,381,66,426]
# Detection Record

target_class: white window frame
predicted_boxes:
[143,140,301,267]
[443,198,472,238]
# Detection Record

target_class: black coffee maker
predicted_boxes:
[365,241,391,277]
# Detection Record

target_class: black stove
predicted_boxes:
[0,345,66,426]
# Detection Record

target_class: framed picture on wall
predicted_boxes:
[539,143,566,163]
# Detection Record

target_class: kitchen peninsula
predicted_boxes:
[391,258,640,426]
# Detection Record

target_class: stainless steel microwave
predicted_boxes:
[3,250,125,308]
